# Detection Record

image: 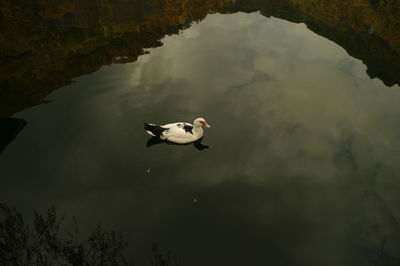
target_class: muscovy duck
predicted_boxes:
[144,117,211,144]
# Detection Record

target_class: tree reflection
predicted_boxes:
[0,203,179,266]
[1,0,399,117]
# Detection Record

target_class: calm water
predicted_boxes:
[1,11,400,265]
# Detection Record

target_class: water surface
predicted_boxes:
[1,11,400,266]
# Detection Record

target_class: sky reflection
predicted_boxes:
[1,12,400,266]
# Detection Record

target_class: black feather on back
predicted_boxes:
[183,124,193,134]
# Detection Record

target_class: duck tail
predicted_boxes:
[144,123,167,138]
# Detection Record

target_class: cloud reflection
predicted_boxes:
[129,13,400,187]
[1,12,400,266]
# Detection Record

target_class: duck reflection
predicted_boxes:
[146,137,210,151]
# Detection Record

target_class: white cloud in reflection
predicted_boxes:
[127,12,400,190]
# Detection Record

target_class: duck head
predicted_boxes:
[194,117,211,128]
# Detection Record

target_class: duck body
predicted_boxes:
[144,118,210,144]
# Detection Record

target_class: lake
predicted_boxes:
[1,1,400,265]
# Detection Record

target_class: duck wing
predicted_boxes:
[144,123,168,138]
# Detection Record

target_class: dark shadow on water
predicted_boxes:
[0,117,27,155]
[146,137,210,151]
